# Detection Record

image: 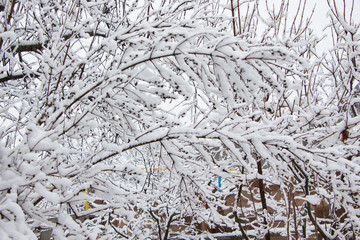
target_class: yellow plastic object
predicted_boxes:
[140,168,168,171]
[85,189,89,211]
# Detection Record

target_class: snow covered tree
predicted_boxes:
[0,0,359,239]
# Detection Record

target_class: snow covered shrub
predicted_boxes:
[0,0,359,239]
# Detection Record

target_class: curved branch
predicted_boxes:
[233,211,250,240]
[149,209,162,240]
[108,212,129,239]
[0,72,39,83]
[163,212,178,240]
[4,31,107,54]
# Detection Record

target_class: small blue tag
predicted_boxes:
[218,177,222,192]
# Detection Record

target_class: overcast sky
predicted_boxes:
[312,0,359,51]
[257,0,359,53]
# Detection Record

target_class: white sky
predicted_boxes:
[311,0,359,53]
[257,0,360,54]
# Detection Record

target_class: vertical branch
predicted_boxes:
[237,0,242,34]
[0,0,17,50]
[233,167,250,240]
[149,209,162,240]
[282,0,289,37]
[292,187,299,240]
[247,3,256,34]
[163,212,178,240]
[286,186,291,240]
[234,210,250,240]
[230,0,237,36]
[257,159,270,240]
[290,0,302,36]
[349,0,354,25]
[7,0,16,24]
[287,152,331,240]
[303,171,330,240]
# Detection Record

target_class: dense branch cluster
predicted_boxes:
[0,0,359,239]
